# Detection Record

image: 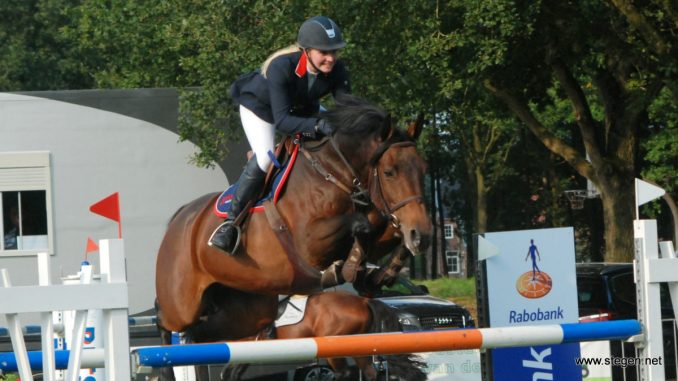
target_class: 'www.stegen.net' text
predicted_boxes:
[575,356,663,368]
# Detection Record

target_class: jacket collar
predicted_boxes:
[295,52,308,77]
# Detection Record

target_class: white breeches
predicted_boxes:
[240,105,275,171]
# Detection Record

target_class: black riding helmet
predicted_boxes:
[297,16,346,51]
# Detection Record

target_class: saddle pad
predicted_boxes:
[214,144,299,218]
[275,295,309,327]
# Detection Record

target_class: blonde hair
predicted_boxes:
[261,44,303,78]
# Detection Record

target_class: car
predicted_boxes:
[577,263,675,322]
[344,274,476,331]
[576,262,677,380]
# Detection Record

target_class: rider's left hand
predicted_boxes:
[315,119,335,136]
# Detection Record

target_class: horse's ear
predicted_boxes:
[380,113,394,141]
[406,113,425,141]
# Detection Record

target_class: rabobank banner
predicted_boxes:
[482,227,581,380]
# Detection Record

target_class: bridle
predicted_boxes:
[368,141,423,228]
[299,136,423,229]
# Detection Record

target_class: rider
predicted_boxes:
[209,15,351,254]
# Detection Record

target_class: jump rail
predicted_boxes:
[131,320,641,369]
[0,320,640,373]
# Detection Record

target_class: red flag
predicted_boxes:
[86,237,99,254]
[90,192,122,238]
[89,192,120,222]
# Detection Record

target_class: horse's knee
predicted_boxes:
[350,213,372,236]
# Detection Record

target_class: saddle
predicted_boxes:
[274,295,309,327]
[214,137,297,218]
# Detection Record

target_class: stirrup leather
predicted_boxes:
[208,220,242,254]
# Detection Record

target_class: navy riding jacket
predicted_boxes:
[230,50,351,136]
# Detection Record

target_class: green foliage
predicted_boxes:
[643,87,678,196]
[0,0,90,91]
[3,0,675,262]
[416,276,476,300]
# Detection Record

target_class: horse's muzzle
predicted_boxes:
[404,228,431,256]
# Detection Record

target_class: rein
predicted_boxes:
[299,136,423,227]
[299,137,370,207]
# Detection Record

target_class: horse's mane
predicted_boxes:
[324,94,389,137]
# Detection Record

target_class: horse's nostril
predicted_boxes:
[410,229,421,247]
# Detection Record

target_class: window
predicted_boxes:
[446,250,460,274]
[444,224,453,239]
[0,152,54,255]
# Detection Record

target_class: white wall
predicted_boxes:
[0,92,228,323]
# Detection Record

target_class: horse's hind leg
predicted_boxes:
[188,287,278,341]
[220,363,250,380]
[194,365,210,381]
[157,324,176,381]
[328,358,360,380]
[352,357,378,381]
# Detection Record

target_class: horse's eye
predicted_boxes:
[383,169,396,178]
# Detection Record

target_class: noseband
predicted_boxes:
[300,136,423,228]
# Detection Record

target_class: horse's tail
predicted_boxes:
[366,299,428,381]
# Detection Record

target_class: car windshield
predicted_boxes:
[373,276,427,297]
[577,277,606,308]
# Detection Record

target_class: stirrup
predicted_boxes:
[208,220,242,255]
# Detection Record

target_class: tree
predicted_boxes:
[443,0,676,262]
[10,0,673,266]
[0,0,90,91]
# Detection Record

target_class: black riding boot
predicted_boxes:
[208,157,266,254]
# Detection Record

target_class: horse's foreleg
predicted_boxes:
[341,238,366,283]
[348,212,373,237]
[363,245,411,292]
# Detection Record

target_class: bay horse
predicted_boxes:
[155,95,431,378]
[217,290,428,381]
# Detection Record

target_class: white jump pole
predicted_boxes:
[38,252,56,381]
[99,239,132,381]
[635,219,666,381]
[65,264,93,381]
[0,268,34,381]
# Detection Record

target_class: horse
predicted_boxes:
[155,95,431,379]
[218,290,428,381]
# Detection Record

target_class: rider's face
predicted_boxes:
[306,48,338,74]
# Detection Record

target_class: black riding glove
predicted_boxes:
[315,119,335,137]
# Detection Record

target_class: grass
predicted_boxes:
[412,277,478,322]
